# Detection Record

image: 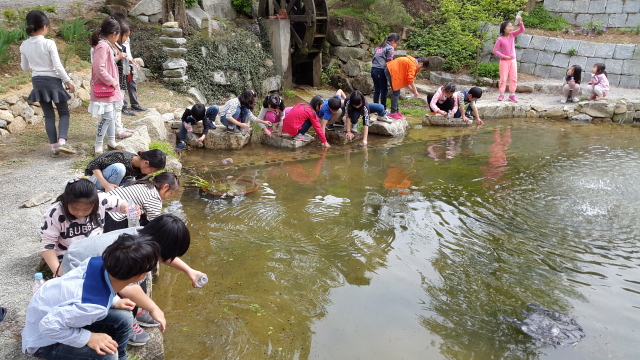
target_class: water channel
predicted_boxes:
[154,117,640,359]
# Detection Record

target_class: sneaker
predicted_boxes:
[588,95,596,100]
[379,115,393,123]
[326,124,335,131]
[128,320,151,346]
[385,109,390,116]
[498,94,504,101]
[351,124,358,133]
[389,113,403,120]
[116,132,132,139]
[334,121,345,128]
[176,142,186,151]
[57,144,76,154]
[395,112,406,120]
[572,97,580,103]
[207,121,216,130]
[122,108,136,116]
[136,310,161,328]
[52,150,60,157]
[508,95,518,103]
[293,134,305,141]
[131,104,147,112]
[226,126,241,134]
[560,99,567,104]
[303,134,314,142]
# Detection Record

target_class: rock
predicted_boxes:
[20,190,53,208]
[326,29,364,47]
[119,125,151,153]
[212,71,229,85]
[26,115,43,125]
[173,108,185,120]
[159,37,187,48]
[539,107,565,118]
[325,128,364,145]
[105,4,128,15]
[614,104,627,114]
[7,116,26,133]
[262,76,282,93]
[68,98,82,110]
[613,112,633,123]
[330,46,367,62]
[526,110,538,118]
[130,0,162,16]
[0,119,6,128]
[76,88,91,102]
[162,113,174,122]
[0,104,8,110]
[162,22,179,28]
[204,126,252,150]
[131,109,167,141]
[422,114,472,127]
[5,96,19,105]
[426,56,445,71]
[164,157,182,175]
[163,76,188,83]
[163,68,186,77]
[128,327,164,360]
[11,102,27,117]
[201,0,236,20]
[476,77,494,87]
[0,128,8,137]
[343,60,361,77]
[571,114,593,121]
[187,87,206,104]
[531,104,546,112]
[430,71,454,85]
[186,6,210,31]
[329,74,354,93]
[627,99,640,112]
[516,84,534,93]
[82,80,91,90]
[21,106,35,121]
[105,0,132,10]
[582,101,615,118]
[163,47,188,57]
[456,75,475,86]
[221,158,233,165]
[260,133,311,148]
[352,73,375,95]
[161,28,183,38]
[369,118,410,137]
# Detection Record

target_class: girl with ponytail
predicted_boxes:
[20,10,76,157]
[371,33,400,110]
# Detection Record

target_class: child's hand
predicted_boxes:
[114,298,136,310]
[105,183,119,193]
[503,56,511,60]
[188,270,207,288]
[439,110,447,116]
[478,118,484,125]
[148,308,167,332]
[263,128,272,137]
[88,333,118,355]
[362,140,367,146]
[67,81,75,94]
[463,116,471,123]
[135,204,142,219]
[111,80,118,89]
[321,142,331,148]
[240,123,250,130]
[346,132,354,140]
[197,134,205,142]
[184,122,192,132]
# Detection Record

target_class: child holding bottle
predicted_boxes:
[493,13,525,102]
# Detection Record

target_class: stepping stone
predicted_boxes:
[325,128,364,145]
[368,118,410,137]
[203,127,252,150]
[422,114,473,127]
[260,132,312,148]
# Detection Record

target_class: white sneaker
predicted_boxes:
[351,124,358,133]
[379,115,393,124]
[560,99,567,103]
[572,97,580,102]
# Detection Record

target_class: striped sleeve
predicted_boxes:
[107,185,162,221]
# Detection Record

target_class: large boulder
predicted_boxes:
[330,46,367,62]
[203,127,252,149]
[423,115,472,127]
[131,108,167,141]
[201,0,236,20]
[326,29,364,47]
[329,74,354,93]
[165,157,182,175]
[130,0,162,16]
[426,56,445,71]
[260,133,312,148]
[119,125,151,153]
[576,101,615,118]
[352,73,374,95]
[368,118,410,137]
[188,87,207,104]
[325,128,363,145]
[262,76,282,94]
[186,6,210,31]
[343,60,361,77]
[430,71,454,86]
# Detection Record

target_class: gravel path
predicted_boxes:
[0,156,81,360]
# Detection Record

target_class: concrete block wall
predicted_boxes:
[543,0,640,27]
[483,34,640,88]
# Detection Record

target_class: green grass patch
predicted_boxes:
[72,156,93,171]
[521,5,569,31]
[283,88,296,99]
[470,62,500,79]
[149,141,177,159]
[0,72,31,90]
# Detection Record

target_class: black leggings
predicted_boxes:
[427,93,455,114]
[41,100,70,144]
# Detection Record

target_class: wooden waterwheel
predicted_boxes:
[258,0,329,65]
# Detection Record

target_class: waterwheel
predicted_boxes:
[258,0,328,65]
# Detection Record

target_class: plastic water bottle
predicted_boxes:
[447,110,453,118]
[195,274,208,288]
[127,200,139,228]
[515,11,522,25]
[33,273,44,293]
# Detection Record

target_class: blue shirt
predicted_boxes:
[22,257,116,354]
[318,95,341,121]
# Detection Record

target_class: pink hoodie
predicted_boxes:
[493,21,525,60]
[90,40,123,103]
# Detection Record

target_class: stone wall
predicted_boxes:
[482,33,640,88]
[543,0,640,27]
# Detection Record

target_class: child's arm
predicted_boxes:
[39,303,109,349]
[472,106,483,125]
[336,89,346,99]
[385,46,394,62]
[493,39,507,59]
[430,88,445,115]
[20,51,30,72]
[47,40,71,84]
[40,209,63,275]
[92,169,117,192]
[161,257,206,287]
[42,250,61,276]
[118,285,166,332]
[512,18,525,37]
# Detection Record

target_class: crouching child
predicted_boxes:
[22,234,161,360]
[176,104,217,151]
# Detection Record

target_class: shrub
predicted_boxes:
[60,18,90,42]
[567,47,577,56]
[2,9,19,23]
[231,0,253,15]
[150,141,177,158]
[521,5,568,31]
[0,27,26,65]
[321,63,341,84]
[185,0,198,8]
[470,62,500,79]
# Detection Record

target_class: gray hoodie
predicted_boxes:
[371,42,395,69]
[61,227,141,274]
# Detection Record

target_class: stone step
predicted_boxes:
[203,127,252,149]
[423,115,473,127]
[325,128,364,145]
[368,118,410,137]
[260,132,312,148]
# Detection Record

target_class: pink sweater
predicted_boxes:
[493,21,525,60]
[90,41,123,103]
[430,86,458,113]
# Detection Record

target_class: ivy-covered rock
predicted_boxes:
[261,76,282,94]
[329,74,354,93]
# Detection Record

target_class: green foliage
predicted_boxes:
[329,0,413,44]
[567,47,577,56]
[0,27,27,65]
[283,88,296,99]
[60,18,90,42]
[98,6,111,15]
[470,62,500,79]
[231,0,253,15]
[150,141,177,158]
[185,0,199,8]
[521,4,568,31]
[321,63,341,84]
[130,24,166,75]
[2,9,19,23]
[363,63,372,72]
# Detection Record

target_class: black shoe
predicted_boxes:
[207,121,216,130]
[227,126,241,134]
[334,121,345,128]
[326,124,335,131]
[131,104,147,112]
[122,108,136,116]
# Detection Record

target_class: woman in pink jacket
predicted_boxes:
[89,17,125,155]
[493,14,524,103]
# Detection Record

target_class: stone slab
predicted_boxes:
[607,74,621,87]
[519,62,536,74]
[622,59,640,74]
[529,36,549,50]
[608,13,628,27]
[588,0,607,13]
[163,47,187,57]
[368,118,410,137]
[515,34,532,48]
[159,37,187,48]
[163,76,188,83]
[577,41,597,57]
[626,14,640,27]
[163,68,185,77]
[260,133,311,148]
[561,13,577,24]
[613,44,635,60]
[569,55,588,69]
[534,64,552,78]
[549,66,568,79]
[575,14,593,26]
[544,0,559,11]
[606,0,623,12]
[516,48,524,61]
[604,58,623,74]
[619,75,640,88]
[204,127,252,149]
[422,115,472,127]
[20,190,53,208]
[557,1,574,12]
[544,37,564,53]
[585,57,605,74]
[624,0,640,12]
[537,51,555,66]
[561,39,581,54]
[325,128,364,145]
[592,13,610,25]
[551,53,571,68]
[161,28,183,37]
[521,49,540,63]
[163,58,187,70]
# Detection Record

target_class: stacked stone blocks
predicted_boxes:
[160,22,188,84]
[544,0,640,27]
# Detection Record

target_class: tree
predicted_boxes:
[163,0,188,31]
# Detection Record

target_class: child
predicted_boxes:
[20,10,76,157]
[318,89,347,133]
[493,13,525,102]
[561,65,582,103]
[89,16,125,155]
[282,96,330,147]
[385,56,430,119]
[113,19,134,139]
[111,12,147,115]
[176,104,217,151]
[219,89,271,133]
[62,214,202,346]
[39,178,131,277]
[85,149,167,192]
[455,87,484,125]
[586,63,609,101]
[371,33,400,110]
[428,83,459,118]
[344,90,389,146]
[22,234,161,359]
[104,172,180,231]
[257,94,286,136]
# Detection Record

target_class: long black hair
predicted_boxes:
[566,65,582,84]
[139,214,190,262]
[239,89,257,110]
[55,178,101,226]
[377,33,400,50]
[263,94,285,111]
[138,150,166,170]
[25,10,50,36]
[91,16,121,46]
[130,171,180,191]
[347,90,368,120]
[309,95,324,115]
[499,21,512,36]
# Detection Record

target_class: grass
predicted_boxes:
[283,88,296,99]
[72,156,93,171]
[386,97,428,118]
[149,141,177,158]
[0,72,31,90]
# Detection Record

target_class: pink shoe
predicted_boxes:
[508,95,518,103]
[389,113,403,120]
[498,94,504,101]
[396,112,406,120]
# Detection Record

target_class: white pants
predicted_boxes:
[585,85,605,98]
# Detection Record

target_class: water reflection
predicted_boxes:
[480,128,513,195]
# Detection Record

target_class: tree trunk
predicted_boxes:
[163,0,189,31]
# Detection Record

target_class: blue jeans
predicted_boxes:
[351,103,385,126]
[297,119,312,135]
[371,68,388,109]
[95,163,126,191]
[384,68,401,114]
[37,309,133,360]
[179,105,219,142]
[220,107,249,129]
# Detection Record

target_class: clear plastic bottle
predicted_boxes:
[33,273,45,293]
[447,110,453,118]
[515,11,522,25]
[127,200,139,228]
[195,274,208,288]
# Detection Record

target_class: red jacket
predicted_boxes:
[283,104,327,143]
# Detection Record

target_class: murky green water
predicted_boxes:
[155,119,640,359]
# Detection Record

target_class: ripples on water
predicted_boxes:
[155,122,640,360]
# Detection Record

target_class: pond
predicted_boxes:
[154,118,640,359]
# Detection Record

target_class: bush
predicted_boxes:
[521,5,568,31]
[0,27,26,65]
[470,62,500,79]
[231,0,253,15]
[185,0,198,8]
[60,18,90,42]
